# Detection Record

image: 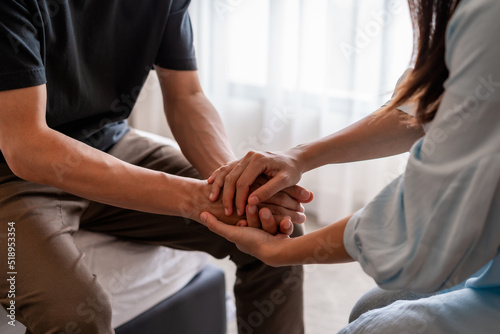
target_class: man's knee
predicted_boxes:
[26,281,113,334]
[70,289,113,334]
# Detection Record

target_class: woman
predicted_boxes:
[201,0,500,332]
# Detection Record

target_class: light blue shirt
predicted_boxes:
[342,0,500,332]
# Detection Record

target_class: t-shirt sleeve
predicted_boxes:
[154,0,197,71]
[343,0,500,293]
[0,0,46,91]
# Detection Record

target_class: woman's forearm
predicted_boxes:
[275,215,354,266]
[292,108,425,173]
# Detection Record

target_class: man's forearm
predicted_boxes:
[166,92,236,178]
[10,128,207,220]
[292,108,425,173]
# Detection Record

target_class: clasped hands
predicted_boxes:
[201,150,313,236]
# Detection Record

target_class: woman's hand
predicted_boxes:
[208,149,313,219]
[201,208,354,267]
[200,208,296,267]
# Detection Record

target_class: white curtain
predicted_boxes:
[131,0,413,224]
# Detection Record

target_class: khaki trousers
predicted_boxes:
[0,129,304,334]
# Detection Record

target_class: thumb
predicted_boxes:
[200,212,242,243]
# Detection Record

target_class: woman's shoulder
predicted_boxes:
[447,0,500,48]
[445,0,500,98]
[448,0,500,30]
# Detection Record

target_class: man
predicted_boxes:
[0,0,311,333]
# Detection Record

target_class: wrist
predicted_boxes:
[176,178,210,223]
[286,145,312,174]
[271,237,301,267]
[289,138,336,173]
[180,178,242,225]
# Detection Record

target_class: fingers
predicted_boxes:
[226,164,256,216]
[282,185,314,203]
[258,209,293,236]
[221,157,256,215]
[233,166,267,215]
[248,174,293,206]
[245,205,262,229]
[247,206,294,236]
[263,191,303,212]
[208,160,250,215]
[261,203,307,225]
[279,217,294,236]
[207,168,218,184]
[259,207,278,235]
[208,165,229,202]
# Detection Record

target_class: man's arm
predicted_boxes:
[0,85,235,223]
[155,67,235,178]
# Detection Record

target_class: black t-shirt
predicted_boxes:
[0,0,197,161]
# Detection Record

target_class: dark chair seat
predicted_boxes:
[115,265,226,334]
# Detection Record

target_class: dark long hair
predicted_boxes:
[384,0,462,124]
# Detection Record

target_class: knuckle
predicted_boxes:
[280,174,292,185]
[250,152,264,163]
[255,152,265,160]
[245,151,257,159]
[224,174,235,184]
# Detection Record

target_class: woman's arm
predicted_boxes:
[200,210,354,267]
[209,107,424,217]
